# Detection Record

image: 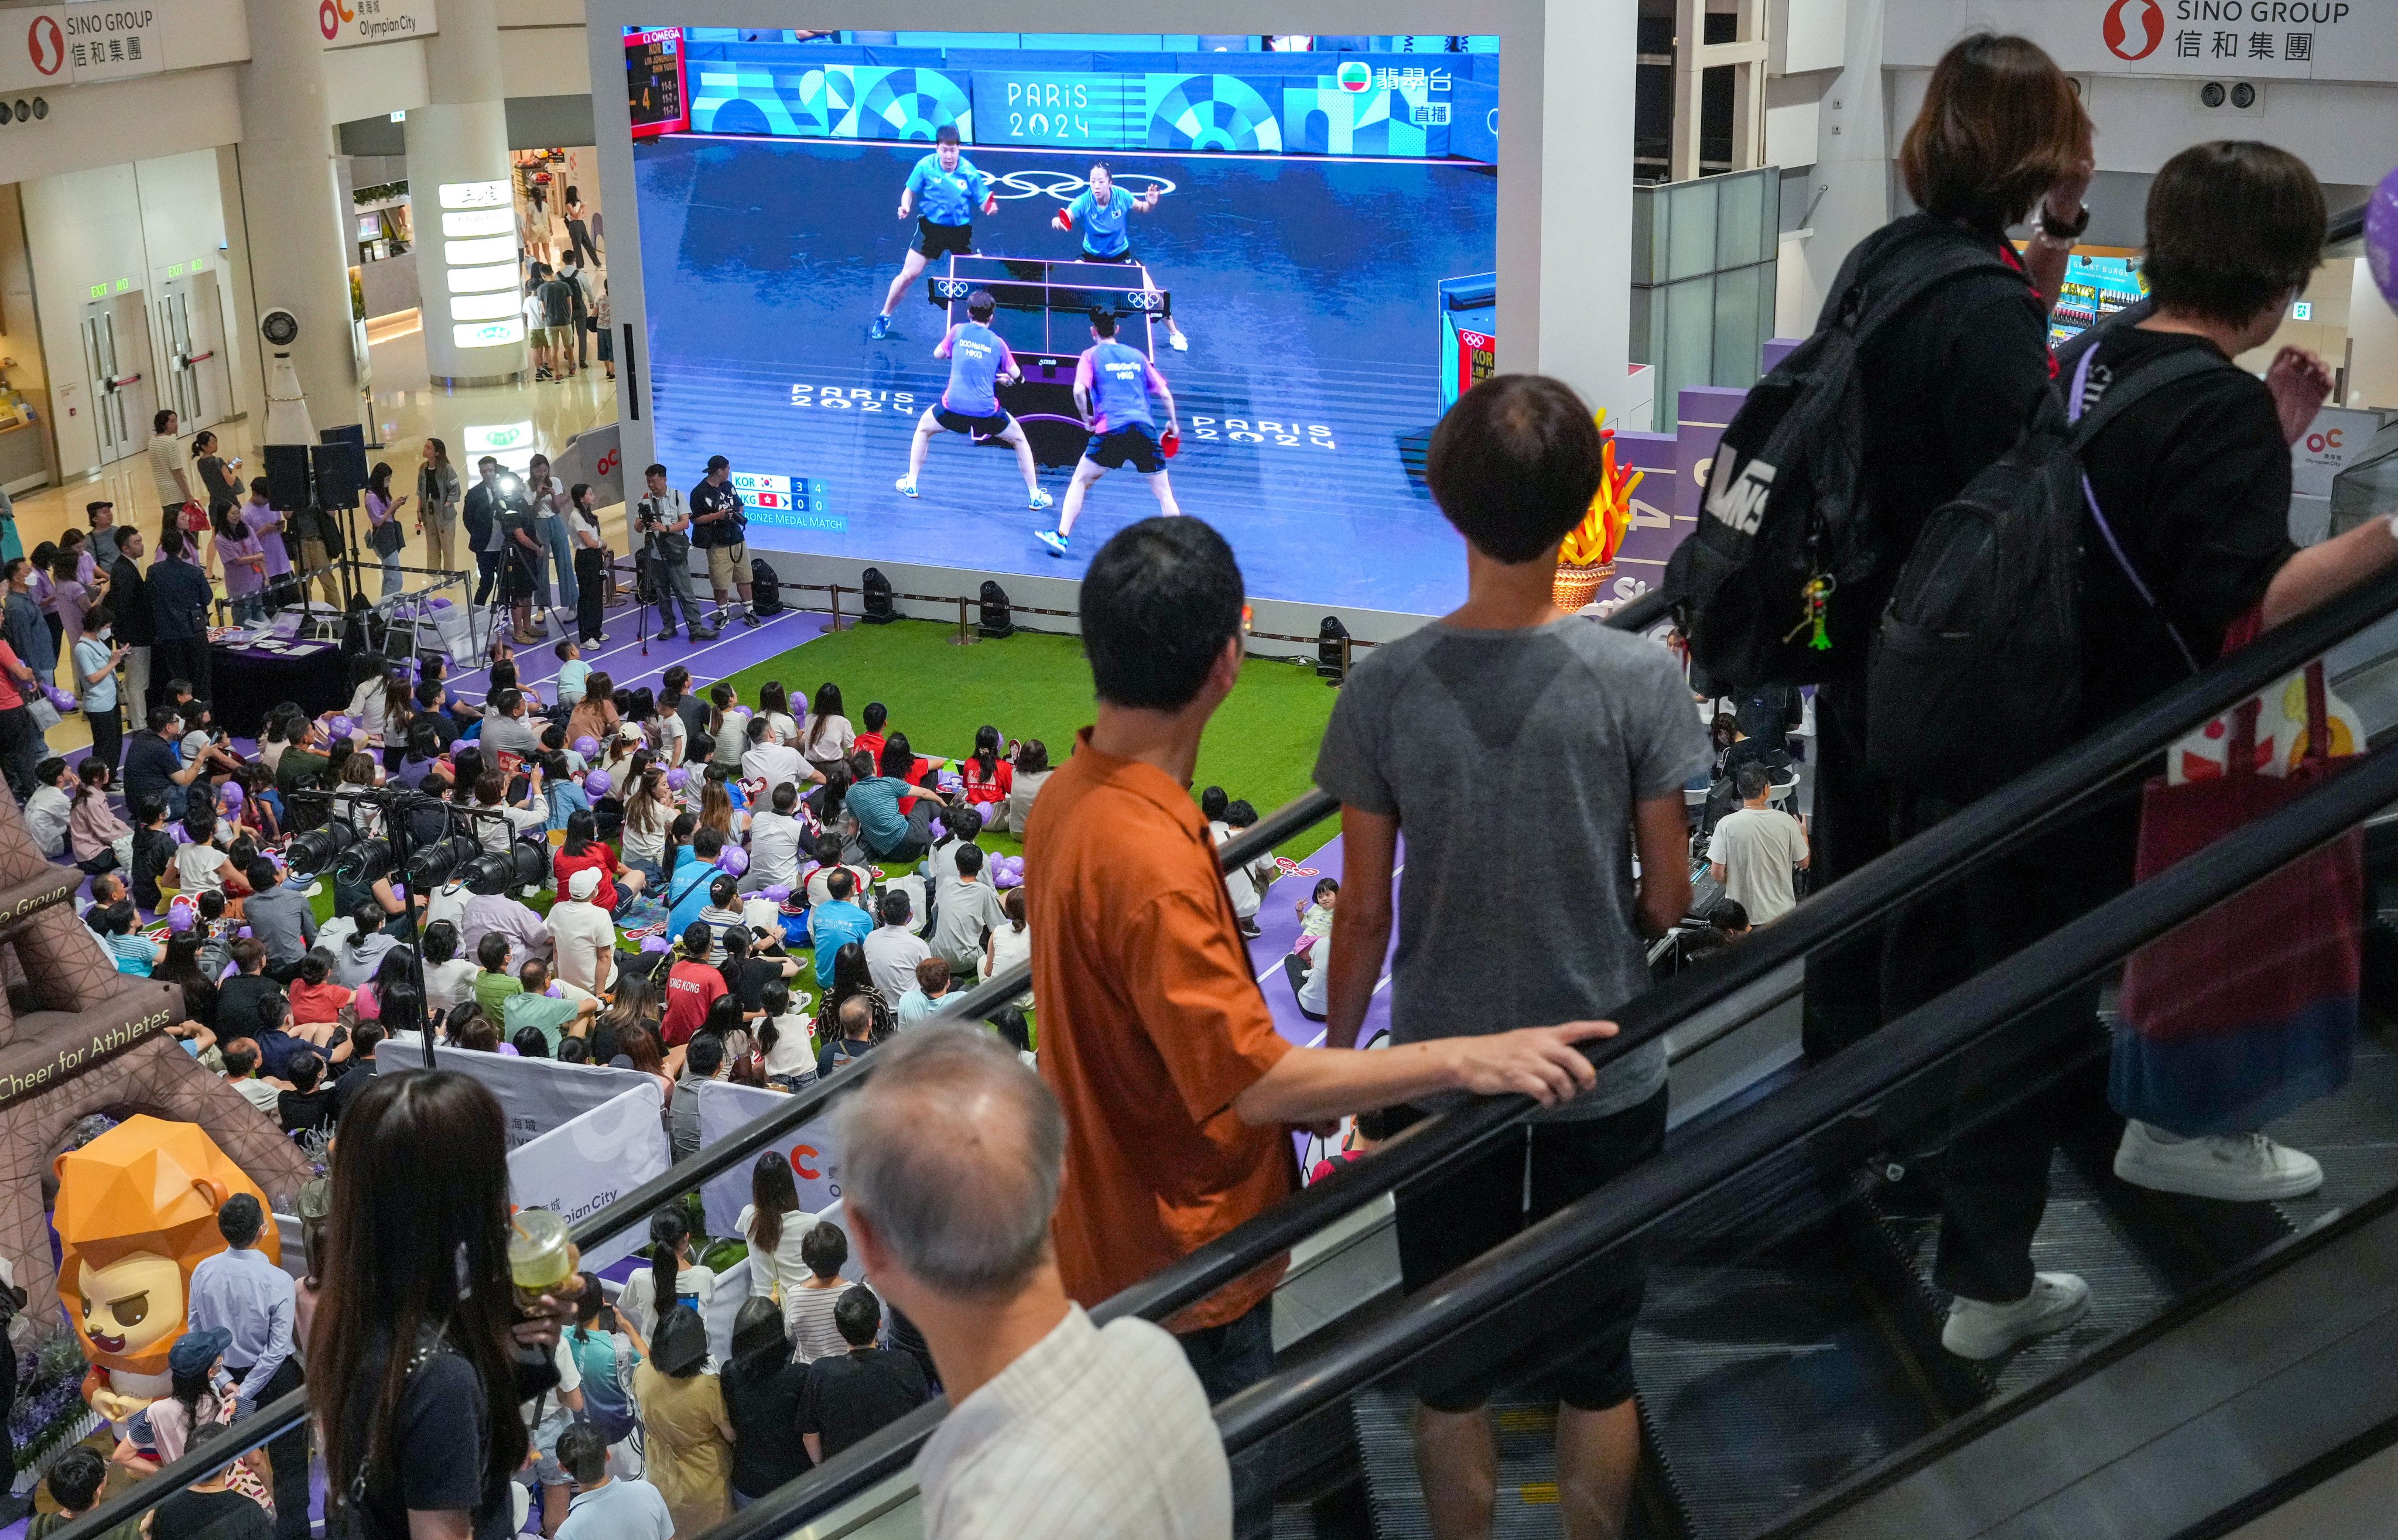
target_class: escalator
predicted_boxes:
[45,525,2398,1540]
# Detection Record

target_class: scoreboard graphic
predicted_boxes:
[625,28,689,138]
[731,471,842,531]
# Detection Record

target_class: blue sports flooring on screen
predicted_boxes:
[634,136,1495,612]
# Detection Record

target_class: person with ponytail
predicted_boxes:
[737,1152,817,1305]
[960,723,1011,807]
[615,1207,719,1340]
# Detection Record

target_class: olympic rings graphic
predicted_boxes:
[988,169,1179,203]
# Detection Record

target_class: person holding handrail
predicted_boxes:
[1314,374,1709,1540]
[1023,515,1618,1525]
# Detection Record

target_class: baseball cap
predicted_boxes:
[568,868,600,901]
[705,455,730,472]
[170,1326,234,1380]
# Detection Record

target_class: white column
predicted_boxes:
[1801,0,1890,309]
[1537,0,1642,426]
[406,0,526,386]
[2348,262,2398,410]
[228,0,361,430]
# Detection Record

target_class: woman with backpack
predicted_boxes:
[310,1071,569,1540]
[563,1272,648,1452]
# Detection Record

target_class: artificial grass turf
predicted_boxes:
[715,617,1344,859]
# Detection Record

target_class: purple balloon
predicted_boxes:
[761,884,792,903]
[717,845,750,877]
[429,597,453,609]
[573,735,600,757]
[2371,163,2398,312]
[219,781,245,810]
[666,768,690,790]
[926,818,947,843]
[237,926,252,939]
[166,905,194,933]
[46,686,76,713]
[330,715,355,740]
[639,935,671,953]
[583,769,613,799]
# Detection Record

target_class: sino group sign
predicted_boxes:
[1889,0,2394,82]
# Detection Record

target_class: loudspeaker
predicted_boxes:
[1316,615,1350,681]
[263,445,313,511]
[859,567,897,625]
[313,440,368,509]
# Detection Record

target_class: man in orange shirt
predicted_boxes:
[1024,516,1615,1410]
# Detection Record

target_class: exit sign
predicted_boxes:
[2293,300,2313,320]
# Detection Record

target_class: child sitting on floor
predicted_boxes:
[286,953,354,1043]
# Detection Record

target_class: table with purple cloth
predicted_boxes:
[208,634,350,735]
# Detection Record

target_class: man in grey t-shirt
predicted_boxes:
[478,687,543,759]
[1312,374,1707,1540]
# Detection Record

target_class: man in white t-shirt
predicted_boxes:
[840,1027,1230,1540]
[745,782,808,892]
[548,867,619,995]
[862,889,932,1003]
[147,409,191,523]
[1706,762,1809,925]
[741,716,811,796]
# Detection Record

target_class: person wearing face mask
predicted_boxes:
[72,603,127,771]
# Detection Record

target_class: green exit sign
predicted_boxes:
[88,283,105,299]
[114,278,130,293]
[166,264,182,277]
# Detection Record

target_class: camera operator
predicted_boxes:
[634,464,716,643]
[494,472,543,645]
[690,455,757,630]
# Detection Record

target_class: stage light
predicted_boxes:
[496,474,525,498]
[1316,615,1351,682]
[333,836,393,886]
[464,836,551,896]
[978,580,1014,639]
[286,820,358,877]
[407,833,483,890]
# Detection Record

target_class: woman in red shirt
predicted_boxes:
[960,724,1012,807]
[554,807,641,911]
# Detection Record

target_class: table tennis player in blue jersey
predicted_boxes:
[897,288,1052,511]
[1050,162,1188,352]
[871,125,998,341]
[1036,309,1182,556]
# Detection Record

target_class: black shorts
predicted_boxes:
[934,405,1012,437]
[916,218,974,258]
[1391,1087,1668,1413]
[1085,424,1165,474]
[1081,247,1137,265]
[502,562,538,601]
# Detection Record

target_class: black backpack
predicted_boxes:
[750,557,782,614]
[1663,216,2024,690]
[1864,345,2229,798]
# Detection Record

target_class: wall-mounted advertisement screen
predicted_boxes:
[628,32,1498,612]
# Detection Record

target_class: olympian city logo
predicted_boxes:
[27,13,64,76]
[319,0,355,40]
[2102,0,2166,60]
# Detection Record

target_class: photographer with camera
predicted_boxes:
[634,464,716,644]
[690,455,757,631]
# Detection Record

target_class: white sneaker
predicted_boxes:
[1028,487,1054,511]
[2113,1121,2323,1202]
[895,475,919,498]
[1168,330,1189,351]
[1941,1272,2091,1360]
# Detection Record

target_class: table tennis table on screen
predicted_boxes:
[922,254,1177,467]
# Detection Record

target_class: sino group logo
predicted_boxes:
[2102,0,2166,60]
[27,13,64,76]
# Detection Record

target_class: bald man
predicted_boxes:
[837,1027,1229,1539]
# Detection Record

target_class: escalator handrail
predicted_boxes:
[699,570,2398,1536]
[1208,716,2398,1459]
